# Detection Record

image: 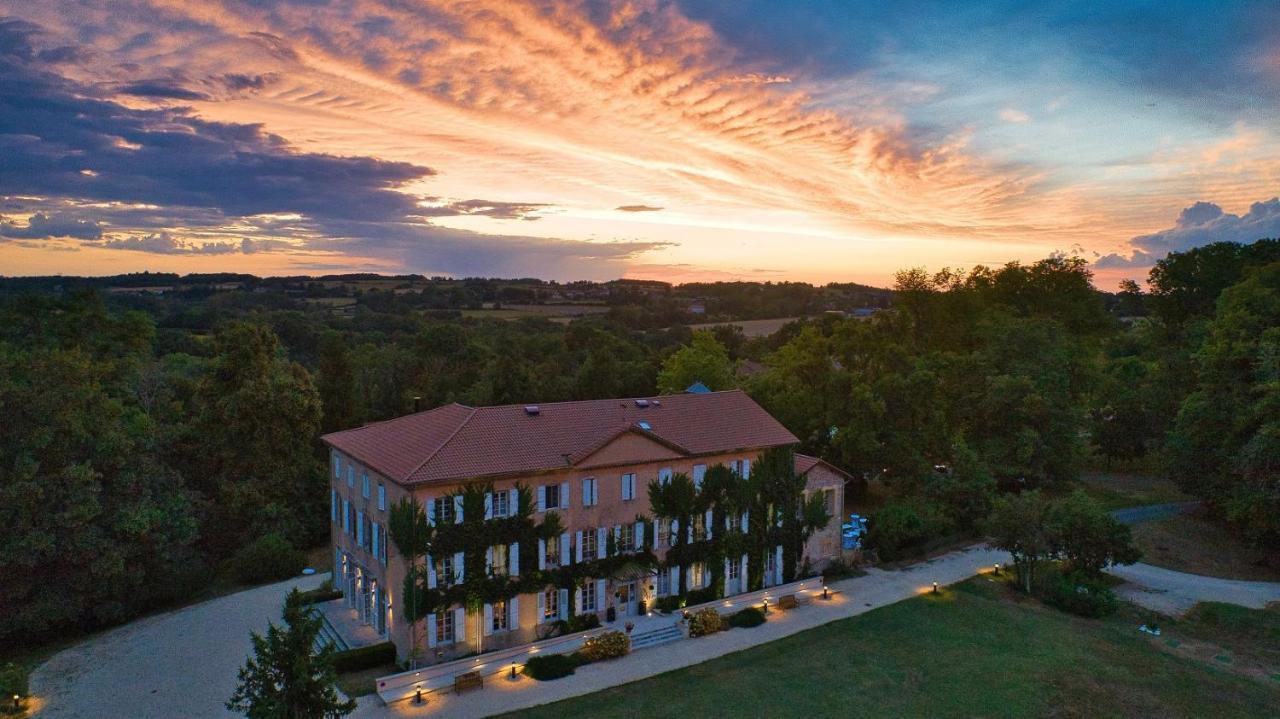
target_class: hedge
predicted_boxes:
[727,606,766,628]
[1042,572,1118,618]
[229,533,306,585]
[523,654,579,681]
[579,631,630,662]
[688,608,724,637]
[290,584,343,607]
[332,642,397,673]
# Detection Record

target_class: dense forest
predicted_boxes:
[1,240,1276,648]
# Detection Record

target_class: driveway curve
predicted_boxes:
[31,573,327,719]
[1110,562,1280,616]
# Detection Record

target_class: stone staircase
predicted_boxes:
[315,610,350,654]
[628,623,684,651]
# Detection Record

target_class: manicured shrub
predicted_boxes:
[331,642,397,673]
[866,499,953,560]
[1,663,27,715]
[230,533,306,585]
[655,596,683,614]
[688,608,724,637]
[523,654,579,681]
[290,582,344,607]
[579,631,630,662]
[686,587,718,606]
[1042,571,1119,618]
[567,612,601,633]
[727,606,766,629]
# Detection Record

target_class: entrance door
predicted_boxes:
[618,581,638,616]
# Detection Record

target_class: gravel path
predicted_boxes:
[31,573,327,719]
[1110,562,1280,616]
[348,545,1012,719]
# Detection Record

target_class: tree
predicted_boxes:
[1047,490,1141,576]
[985,490,1054,594]
[316,333,360,434]
[656,331,736,393]
[227,589,356,719]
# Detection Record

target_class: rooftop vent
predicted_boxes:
[634,399,650,408]
[524,405,540,416]
[637,420,652,431]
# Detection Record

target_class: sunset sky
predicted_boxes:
[1,1,1278,287]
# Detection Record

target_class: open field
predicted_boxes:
[505,578,1280,719]
[1077,472,1194,511]
[1132,510,1280,582]
[688,316,805,337]
[461,304,611,322]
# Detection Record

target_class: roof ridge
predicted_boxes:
[468,388,745,412]
[403,405,478,482]
[320,401,473,441]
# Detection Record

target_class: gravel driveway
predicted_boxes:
[31,573,328,719]
[1110,562,1280,616]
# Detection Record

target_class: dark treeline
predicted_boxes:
[1,240,1275,648]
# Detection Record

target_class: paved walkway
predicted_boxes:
[349,545,1011,719]
[1111,562,1280,616]
[30,573,328,719]
[1110,501,1201,525]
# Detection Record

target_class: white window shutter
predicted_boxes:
[372,524,379,558]
[342,501,350,532]
[596,579,607,610]
[510,542,519,577]
[427,613,438,647]
[482,603,493,637]
[596,528,606,559]
[509,597,519,630]
[613,524,621,549]
[742,511,749,533]
[724,558,731,593]
[509,489,519,516]
[453,495,464,523]
[670,519,679,544]
[705,510,713,540]
[485,547,493,575]
[741,555,748,588]
[652,520,660,547]
[453,607,466,643]
[426,498,435,526]
[357,511,364,545]
[635,521,644,549]
[670,565,680,594]
[559,482,569,509]
[574,587,583,615]
[560,533,570,565]
[575,531,583,562]
[742,459,751,478]
[558,588,569,620]
[538,539,546,571]
[775,545,783,585]
[537,486,546,512]
[427,554,437,589]
[581,478,590,506]
[537,591,545,623]
[378,484,386,511]
[484,492,493,520]
[454,551,465,584]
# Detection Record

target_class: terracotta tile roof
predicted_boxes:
[323,389,798,486]
[795,453,856,482]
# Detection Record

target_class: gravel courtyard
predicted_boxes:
[30,573,327,719]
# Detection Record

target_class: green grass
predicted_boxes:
[335,663,398,698]
[505,579,1279,719]
[1075,472,1191,511]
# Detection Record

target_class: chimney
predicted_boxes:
[413,396,423,412]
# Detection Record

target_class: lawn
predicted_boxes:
[504,578,1279,719]
[1076,472,1193,511]
[1131,511,1280,582]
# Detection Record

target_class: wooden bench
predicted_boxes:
[778,594,798,610]
[454,671,483,694]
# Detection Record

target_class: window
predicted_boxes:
[492,600,508,632]
[689,562,705,589]
[432,497,453,525]
[343,501,352,534]
[619,524,634,552]
[544,538,559,569]
[657,519,670,548]
[582,477,598,507]
[824,488,835,516]
[692,464,706,489]
[581,528,597,559]
[656,571,669,597]
[730,459,741,476]
[543,589,559,620]
[361,473,370,499]
[581,581,597,612]
[620,473,636,501]
[332,452,341,479]
[727,512,740,533]
[492,491,509,519]
[693,513,707,542]
[347,465,355,487]
[543,483,560,510]
[331,490,338,523]
[658,467,673,484]
[436,611,455,644]
[490,544,508,576]
[438,555,454,585]
[377,484,386,512]
[727,558,740,580]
